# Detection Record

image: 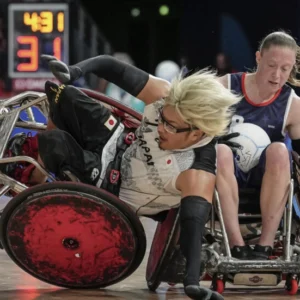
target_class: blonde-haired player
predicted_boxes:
[4,54,241,299]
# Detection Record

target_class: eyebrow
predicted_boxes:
[268,60,293,67]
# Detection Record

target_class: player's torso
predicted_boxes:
[229,73,294,142]
[119,101,213,214]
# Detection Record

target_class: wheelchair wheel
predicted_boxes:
[285,274,299,295]
[0,182,146,289]
[146,208,180,291]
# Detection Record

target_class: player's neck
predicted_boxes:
[246,73,277,104]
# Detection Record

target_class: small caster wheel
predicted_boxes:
[285,278,298,295]
[211,279,225,294]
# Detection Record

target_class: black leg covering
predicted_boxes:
[180,196,224,300]
[184,286,224,300]
[41,54,148,96]
[180,196,211,286]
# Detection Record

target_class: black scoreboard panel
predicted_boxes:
[8,3,69,78]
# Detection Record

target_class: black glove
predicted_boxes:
[41,55,81,84]
[218,132,242,154]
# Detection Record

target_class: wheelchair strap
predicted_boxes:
[100,129,135,196]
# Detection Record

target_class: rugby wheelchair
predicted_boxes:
[0,89,299,296]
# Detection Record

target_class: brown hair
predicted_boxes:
[259,31,300,87]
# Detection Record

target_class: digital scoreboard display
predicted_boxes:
[8,3,69,79]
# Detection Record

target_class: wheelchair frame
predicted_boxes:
[0,89,142,194]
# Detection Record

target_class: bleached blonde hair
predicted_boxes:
[164,69,242,137]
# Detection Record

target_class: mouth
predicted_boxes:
[268,80,279,86]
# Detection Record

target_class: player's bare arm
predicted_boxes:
[286,95,300,140]
[175,168,217,298]
[286,95,300,158]
[176,169,216,202]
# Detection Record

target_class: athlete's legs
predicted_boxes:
[217,142,290,259]
[216,144,244,247]
[6,81,120,186]
[252,143,290,252]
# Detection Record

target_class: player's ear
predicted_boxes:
[191,129,204,141]
[255,51,261,64]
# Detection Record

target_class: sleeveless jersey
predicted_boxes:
[229,72,294,142]
[119,100,216,216]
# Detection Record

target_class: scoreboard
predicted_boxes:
[8,3,69,80]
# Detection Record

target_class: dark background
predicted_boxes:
[81,0,300,73]
[0,0,299,94]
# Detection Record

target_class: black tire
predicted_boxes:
[0,182,146,289]
[146,209,180,291]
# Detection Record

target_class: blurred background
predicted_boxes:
[0,0,299,110]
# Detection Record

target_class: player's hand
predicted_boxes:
[41,54,72,84]
[218,132,242,154]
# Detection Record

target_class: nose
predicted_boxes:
[273,67,281,79]
[157,122,165,134]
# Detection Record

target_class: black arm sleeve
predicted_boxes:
[72,55,149,96]
[292,139,300,155]
[190,139,217,175]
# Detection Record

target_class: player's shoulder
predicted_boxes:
[218,72,244,89]
[286,90,300,126]
[217,74,229,88]
[290,89,300,108]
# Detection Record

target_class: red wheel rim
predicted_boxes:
[6,192,137,288]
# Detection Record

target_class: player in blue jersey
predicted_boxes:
[216,31,300,260]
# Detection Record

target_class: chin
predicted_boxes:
[158,141,171,150]
[158,142,167,150]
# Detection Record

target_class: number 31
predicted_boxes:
[17,36,61,72]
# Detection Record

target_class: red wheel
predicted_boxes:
[285,278,299,295]
[212,279,225,294]
[0,182,146,289]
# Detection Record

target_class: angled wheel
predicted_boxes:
[0,182,146,289]
[211,279,225,294]
[285,274,299,295]
[146,208,180,291]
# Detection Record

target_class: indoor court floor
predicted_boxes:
[0,198,298,300]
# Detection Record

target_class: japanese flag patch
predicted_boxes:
[104,115,117,131]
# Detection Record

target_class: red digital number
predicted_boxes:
[53,37,61,60]
[16,35,62,72]
[17,36,38,71]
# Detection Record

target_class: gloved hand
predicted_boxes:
[217,132,242,155]
[41,55,81,84]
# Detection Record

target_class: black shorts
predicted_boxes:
[38,82,120,185]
